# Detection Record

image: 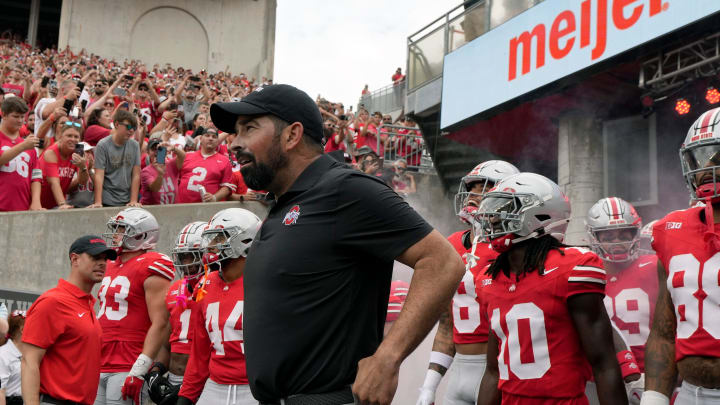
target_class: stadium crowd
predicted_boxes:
[0,41,423,213]
[2,35,719,405]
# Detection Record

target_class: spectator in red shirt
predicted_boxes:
[19,112,34,138]
[392,68,405,85]
[21,235,113,405]
[176,127,235,203]
[37,120,89,209]
[0,97,42,212]
[83,108,112,146]
[140,138,186,205]
[361,84,369,95]
[2,65,31,102]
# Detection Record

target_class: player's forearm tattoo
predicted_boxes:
[429,310,456,375]
[644,272,678,395]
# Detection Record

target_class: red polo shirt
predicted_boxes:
[23,279,103,405]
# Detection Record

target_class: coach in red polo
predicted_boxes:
[21,235,115,405]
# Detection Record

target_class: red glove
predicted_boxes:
[121,375,145,404]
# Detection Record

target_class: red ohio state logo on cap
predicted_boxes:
[283,205,301,226]
[90,239,106,245]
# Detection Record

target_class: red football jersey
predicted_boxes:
[0,130,42,211]
[447,230,497,344]
[651,207,720,361]
[179,272,248,402]
[481,247,604,399]
[97,251,175,372]
[38,143,78,209]
[166,279,195,355]
[176,151,235,203]
[603,255,659,371]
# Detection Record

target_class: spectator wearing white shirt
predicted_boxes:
[0,311,25,405]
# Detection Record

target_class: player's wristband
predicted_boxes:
[616,350,640,379]
[128,353,153,377]
[420,369,443,391]
[429,351,454,369]
[639,390,670,405]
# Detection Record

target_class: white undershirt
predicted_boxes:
[0,339,22,396]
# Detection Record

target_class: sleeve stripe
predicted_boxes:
[387,309,401,313]
[393,292,408,297]
[221,183,237,191]
[148,266,174,280]
[573,266,605,274]
[568,276,606,285]
[153,262,173,272]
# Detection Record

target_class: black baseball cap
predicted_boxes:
[147,138,162,150]
[69,235,117,260]
[210,84,324,143]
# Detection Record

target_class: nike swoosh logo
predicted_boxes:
[544,267,559,275]
[638,262,652,268]
[78,312,86,318]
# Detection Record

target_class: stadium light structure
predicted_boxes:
[675,98,691,116]
[706,87,720,104]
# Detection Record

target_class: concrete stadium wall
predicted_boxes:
[0,202,268,293]
[58,0,276,78]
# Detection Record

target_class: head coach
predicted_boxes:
[210,84,465,405]
[21,235,115,405]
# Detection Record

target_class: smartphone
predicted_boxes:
[169,101,178,111]
[339,114,347,121]
[189,76,200,82]
[73,143,84,156]
[81,99,88,111]
[63,98,74,113]
[124,74,134,80]
[76,81,85,93]
[113,87,127,97]
[157,146,167,164]
[40,76,49,88]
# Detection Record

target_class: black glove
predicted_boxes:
[176,395,194,405]
[146,371,175,404]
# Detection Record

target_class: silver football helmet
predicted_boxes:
[586,197,642,263]
[104,208,159,252]
[638,219,657,256]
[680,107,720,202]
[474,172,571,252]
[172,221,208,280]
[454,160,519,224]
[202,208,262,265]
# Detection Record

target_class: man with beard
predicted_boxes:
[176,127,235,203]
[210,84,464,405]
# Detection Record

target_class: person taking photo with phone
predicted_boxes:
[36,118,88,209]
[140,137,186,205]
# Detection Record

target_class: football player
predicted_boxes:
[416,160,519,405]
[586,197,658,403]
[146,221,208,405]
[96,208,174,405]
[642,108,720,404]
[176,208,261,405]
[637,220,657,256]
[475,172,627,405]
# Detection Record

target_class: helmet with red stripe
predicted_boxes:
[201,208,261,267]
[103,208,159,252]
[638,219,657,255]
[586,197,642,263]
[681,107,720,202]
[172,221,207,281]
[454,160,519,225]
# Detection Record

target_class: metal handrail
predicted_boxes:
[376,124,433,171]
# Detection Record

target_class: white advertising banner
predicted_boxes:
[441,0,720,129]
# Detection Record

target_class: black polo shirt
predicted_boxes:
[243,154,433,401]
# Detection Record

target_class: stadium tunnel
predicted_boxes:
[0,0,61,49]
[405,0,720,245]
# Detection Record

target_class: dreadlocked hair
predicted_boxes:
[485,235,566,280]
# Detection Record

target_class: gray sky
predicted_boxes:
[274,0,455,110]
